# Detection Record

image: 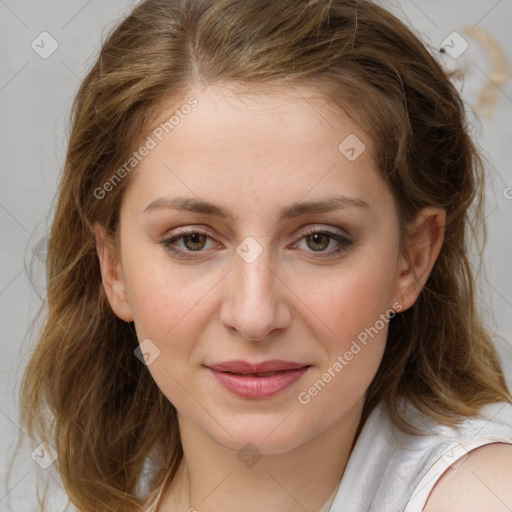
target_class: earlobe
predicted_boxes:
[93,222,134,322]
[394,207,446,312]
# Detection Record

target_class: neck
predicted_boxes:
[159,399,365,512]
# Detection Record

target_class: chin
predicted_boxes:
[204,412,317,455]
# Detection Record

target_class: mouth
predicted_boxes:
[205,360,311,399]
[206,359,310,374]
[223,370,287,377]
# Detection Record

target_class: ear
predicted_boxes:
[94,222,134,322]
[393,207,446,312]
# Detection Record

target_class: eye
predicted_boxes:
[160,225,353,260]
[292,226,353,257]
[161,228,220,258]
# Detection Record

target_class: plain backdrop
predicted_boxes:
[1,0,511,510]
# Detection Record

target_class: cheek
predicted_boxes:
[293,255,397,394]
[296,259,397,343]
[125,259,218,405]
[296,273,392,419]
[124,247,216,347]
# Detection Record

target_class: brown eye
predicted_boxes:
[305,232,331,251]
[182,233,208,251]
[294,227,353,258]
[161,229,218,259]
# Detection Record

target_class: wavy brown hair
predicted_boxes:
[19,0,511,510]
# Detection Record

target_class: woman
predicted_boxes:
[19,0,512,510]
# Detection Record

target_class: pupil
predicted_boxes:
[186,233,205,250]
[309,233,328,251]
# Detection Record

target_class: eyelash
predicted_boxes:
[160,226,353,260]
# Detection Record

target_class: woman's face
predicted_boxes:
[103,84,409,454]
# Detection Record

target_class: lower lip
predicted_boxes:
[207,366,310,399]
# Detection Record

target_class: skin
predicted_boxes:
[95,83,447,511]
[423,443,512,511]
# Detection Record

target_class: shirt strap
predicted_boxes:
[404,436,512,511]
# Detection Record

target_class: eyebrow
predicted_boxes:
[143,195,369,220]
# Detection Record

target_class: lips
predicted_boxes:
[206,360,309,375]
[205,360,311,399]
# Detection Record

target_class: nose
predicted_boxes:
[219,240,292,343]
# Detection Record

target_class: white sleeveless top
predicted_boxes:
[144,400,512,512]
[330,400,512,511]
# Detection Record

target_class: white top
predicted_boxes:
[144,400,512,512]
[330,400,512,511]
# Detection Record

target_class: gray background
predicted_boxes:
[1,0,511,510]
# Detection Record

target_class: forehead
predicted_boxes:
[153,83,369,154]
[120,83,393,222]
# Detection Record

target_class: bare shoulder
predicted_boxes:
[423,442,512,512]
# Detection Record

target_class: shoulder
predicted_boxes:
[423,442,512,511]
[334,401,512,511]
[399,401,512,512]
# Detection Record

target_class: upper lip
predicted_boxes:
[206,360,310,374]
